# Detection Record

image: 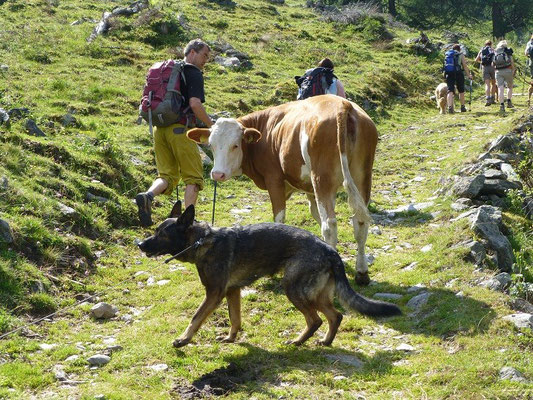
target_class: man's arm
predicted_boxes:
[189,97,213,128]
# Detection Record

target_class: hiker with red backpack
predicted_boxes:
[475,40,497,106]
[295,58,346,100]
[493,40,516,112]
[135,39,213,227]
[443,44,473,113]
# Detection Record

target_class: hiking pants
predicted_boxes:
[445,71,465,94]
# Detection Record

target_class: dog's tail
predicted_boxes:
[332,258,401,317]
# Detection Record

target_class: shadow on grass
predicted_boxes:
[172,344,401,398]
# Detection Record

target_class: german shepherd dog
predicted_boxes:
[137,202,401,348]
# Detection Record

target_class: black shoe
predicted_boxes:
[500,103,505,112]
[485,98,491,106]
[448,106,454,114]
[507,99,514,108]
[460,105,467,112]
[135,192,153,226]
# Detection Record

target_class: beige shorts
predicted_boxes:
[482,65,495,81]
[495,67,513,87]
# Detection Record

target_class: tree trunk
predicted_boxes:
[491,2,506,39]
[388,0,397,16]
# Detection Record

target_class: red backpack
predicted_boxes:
[139,60,189,134]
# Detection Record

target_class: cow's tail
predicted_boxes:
[332,256,402,317]
[336,103,372,224]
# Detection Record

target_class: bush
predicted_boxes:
[0,308,15,334]
[28,293,57,315]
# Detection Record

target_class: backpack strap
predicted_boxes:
[166,61,185,95]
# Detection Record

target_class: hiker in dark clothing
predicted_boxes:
[317,58,346,98]
[135,39,213,227]
[444,44,473,113]
[475,40,497,106]
[525,34,533,79]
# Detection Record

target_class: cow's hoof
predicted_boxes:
[172,337,190,348]
[355,271,370,286]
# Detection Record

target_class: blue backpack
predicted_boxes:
[443,50,461,73]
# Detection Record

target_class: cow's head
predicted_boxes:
[187,118,261,182]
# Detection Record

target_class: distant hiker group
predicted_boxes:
[438,38,529,114]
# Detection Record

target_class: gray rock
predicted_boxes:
[90,302,118,319]
[62,113,77,127]
[479,272,512,291]
[451,175,485,199]
[451,197,473,211]
[471,206,514,271]
[148,363,169,372]
[214,55,241,69]
[407,292,431,310]
[481,158,504,169]
[509,298,533,314]
[502,313,533,330]
[0,107,9,126]
[487,135,518,153]
[499,366,528,382]
[58,202,76,215]
[464,240,486,265]
[324,353,364,369]
[86,192,109,203]
[1,176,8,189]
[373,293,403,300]
[522,197,533,219]
[483,169,507,180]
[0,219,14,244]
[53,365,68,381]
[479,179,522,196]
[488,194,506,208]
[407,284,426,293]
[87,354,110,366]
[500,163,519,182]
[25,119,46,137]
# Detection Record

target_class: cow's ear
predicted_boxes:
[187,128,211,144]
[243,128,262,144]
[177,204,195,227]
[169,200,182,218]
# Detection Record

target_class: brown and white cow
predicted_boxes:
[187,95,378,285]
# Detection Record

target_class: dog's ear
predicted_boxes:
[169,200,182,218]
[177,204,195,227]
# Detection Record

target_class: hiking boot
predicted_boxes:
[448,106,454,114]
[135,192,153,227]
[485,98,491,106]
[460,105,467,112]
[499,103,505,112]
[507,99,514,108]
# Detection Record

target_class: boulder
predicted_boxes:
[470,206,513,271]
[479,272,512,291]
[487,134,519,153]
[451,175,485,199]
[499,367,528,383]
[478,179,521,196]
[502,313,533,330]
[25,119,46,137]
[0,219,14,244]
[464,240,485,265]
[90,302,118,319]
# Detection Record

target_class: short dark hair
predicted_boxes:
[184,39,210,56]
[317,58,334,69]
[484,40,492,46]
[452,44,461,51]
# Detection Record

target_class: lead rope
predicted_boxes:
[212,181,217,225]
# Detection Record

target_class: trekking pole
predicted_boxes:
[211,180,217,225]
[469,79,472,111]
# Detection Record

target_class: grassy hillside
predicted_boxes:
[0,0,532,399]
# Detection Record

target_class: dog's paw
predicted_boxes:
[172,337,191,348]
[318,339,333,346]
[284,339,303,346]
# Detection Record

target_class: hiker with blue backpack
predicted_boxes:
[475,40,497,106]
[525,34,533,78]
[295,58,346,100]
[135,39,213,227]
[493,40,516,112]
[443,44,473,113]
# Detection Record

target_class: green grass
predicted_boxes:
[0,0,532,398]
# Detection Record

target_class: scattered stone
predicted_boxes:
[90,302,118,319]
[402,262,418,271]
[62,113,77,127]
[0,107,9,126]
[373,293,403,301]
[451,175,485,199]
[0,219,14,244]
[65,355,80,363]
[421,244,432,253]
[157,279,171,286]
[86,192,110,203]
[464,240,486,265]
[39,343,58,351]
[87,354,111,366]
[370,226,382,235]
[451,197,473,211]
[407,284,426,293]
[214,56,241,69]
[487,135,518,153]
[502,313,533,330]
[499,366,528,383]
[53,365,68,381]
[365,254,375,265]
[1,176,7,189]
[241,288,257,297]
[407,292,431,310]
[396,343,415,352]
[58,202,76,215]
[479,272,512,291]
[479,179,521,197]
[509,298,533,314]
[324,353,364,369]
[148,363,169,372]
[25,119,46,137]
[499,163,519,182]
